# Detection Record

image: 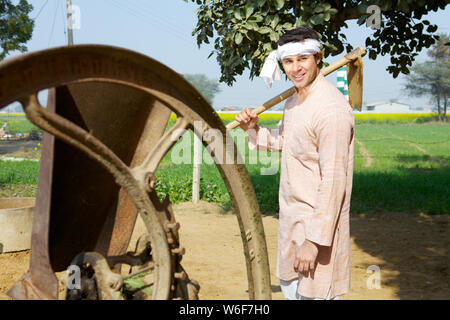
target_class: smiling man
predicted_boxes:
[235,27,355,300]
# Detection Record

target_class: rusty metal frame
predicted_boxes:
[0,45,271,299]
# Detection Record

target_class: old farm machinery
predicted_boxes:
[0,45,271,300]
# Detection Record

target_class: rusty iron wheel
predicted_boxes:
[0,45,271,300]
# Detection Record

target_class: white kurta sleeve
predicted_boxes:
[247,115,285,152]
[305,108,353,246]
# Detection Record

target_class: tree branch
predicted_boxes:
[332,7,362,24]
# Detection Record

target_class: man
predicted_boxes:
[235,27,354,300]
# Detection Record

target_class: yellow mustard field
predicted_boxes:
[216,112,438,124]
[1,111,439,124]
[0,113,25,116]
[354,112,437,122]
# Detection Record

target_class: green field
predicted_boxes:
[0,119,448,215]
[0,114,41,134]
[154,123,449,215]
[351,124,449,214]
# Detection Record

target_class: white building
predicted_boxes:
[355,101,432,113]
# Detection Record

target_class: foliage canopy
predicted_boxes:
[0,0,34,60]
[186,0,447,85]
[184,73,221,104]
[404,34,449,121]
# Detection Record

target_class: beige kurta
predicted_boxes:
[248,73,354,299]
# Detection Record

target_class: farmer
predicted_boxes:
[234,26,354,300]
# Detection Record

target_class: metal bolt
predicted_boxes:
[174,271,187,281]
[165,221,180,232]
[249,249,255,261]
[172,247,186,255]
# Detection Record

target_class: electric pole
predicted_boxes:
[66,0,74,45]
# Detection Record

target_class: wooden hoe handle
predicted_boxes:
[226,46,366,131]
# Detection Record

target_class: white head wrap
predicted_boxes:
[259,39,322,88]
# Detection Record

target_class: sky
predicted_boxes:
[4,0,450,111]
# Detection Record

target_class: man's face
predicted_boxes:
[281,52,321,91]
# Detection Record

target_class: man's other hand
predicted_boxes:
[294,239,319,278]
[234,108,259,131]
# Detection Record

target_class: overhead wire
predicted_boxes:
[47,0,59,47]
[34,0,49,20]
[61,0,67,41]
[122,0,195,44]
[105,0,194,46]
[127,0,194,38]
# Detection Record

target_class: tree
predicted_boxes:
[427,33,450,60]
[404,34,449,121]
[185,0,447,85]
[0,0,34,60]
[184,73,221,104]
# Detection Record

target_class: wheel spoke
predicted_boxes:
[1,45,271,300]
[132,116,189,190]
[20,93,133,182]
[20,92,173,300]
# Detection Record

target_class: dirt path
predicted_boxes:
[0,140,37,156]
[1,201,449,300]
[355,138,372,168]
[391,133,446,165]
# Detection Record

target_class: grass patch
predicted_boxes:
[0,160,40,185]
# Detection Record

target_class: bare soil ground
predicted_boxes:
[1,200,449,300]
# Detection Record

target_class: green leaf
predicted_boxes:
[295,17,306,27]
[234,10,242,20]
[357,15,367,26]
[270,14,280,28]
[314,4,324,13]
[245,20,258,30]
[251,48,261,59]
[269,33,278,42]
[358,4,368,14]
[426,24,438,33]
[322,3,332,11]
[325,43,338,51]
[275,0,285,8]
[249,14,263,22]
[263,42,274,52]
[309,15,324,25]
[259,26,272,34]
[235,33,243,45]
[123,277,145,290]
[328,8,338,15]
[244,6,254,19]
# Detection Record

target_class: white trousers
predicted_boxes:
[280,279,340,300]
